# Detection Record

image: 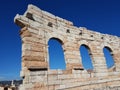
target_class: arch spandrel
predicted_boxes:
[46,33,66,45]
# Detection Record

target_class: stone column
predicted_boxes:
[64,41,83,70]
[113,50,120,72]
[91,45,108,77]
[19,27,49,89]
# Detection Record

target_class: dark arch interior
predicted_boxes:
[4,87,8,90]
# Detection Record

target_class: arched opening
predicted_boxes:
[48,38,66,70]
[103,47,115,69]
[80,44,93,70]
[4,87,8,90]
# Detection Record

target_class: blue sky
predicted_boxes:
[0,0,120,80]
[48,39,66,70]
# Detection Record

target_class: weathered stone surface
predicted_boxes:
[0,87,4,90]
[15,4,120,90]
[23,60,48,69]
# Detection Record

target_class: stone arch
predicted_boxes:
[103,46,116,71]
[101,42,114,52]
[46,33,65,45]
[79,44,94,70]
[78,41,94,58]
[78,40,93,50]
[48,37,66,70]
[104,46,113,54]
[48,37,64,45]
[4,87,8,90]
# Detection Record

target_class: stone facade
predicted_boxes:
[14,4,120,90]
[0,86,15,90]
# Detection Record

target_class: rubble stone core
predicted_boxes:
[14,4,120,90]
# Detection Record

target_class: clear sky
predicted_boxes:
[0,0,120,81]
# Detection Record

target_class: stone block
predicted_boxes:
[23,60,48,69]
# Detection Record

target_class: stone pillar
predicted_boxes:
[21,27,48,69]
[19,26,48,89]
[113,50,120,72]
[64,41,83,70]
[0,87,4,90]
[8,88,12,90]
[91,45,108,77]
